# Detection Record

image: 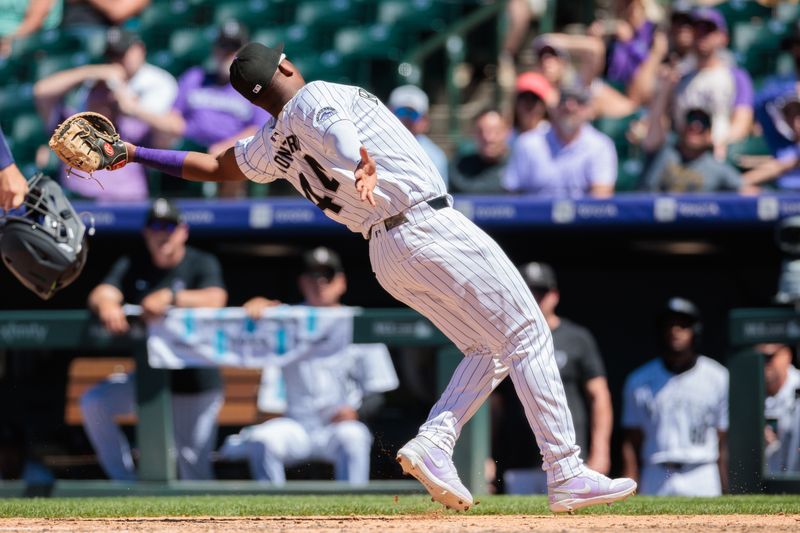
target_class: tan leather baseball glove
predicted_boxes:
[48,112,128,176]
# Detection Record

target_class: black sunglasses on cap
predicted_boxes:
[147,219,178,233]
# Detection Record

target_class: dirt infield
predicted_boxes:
[1,515,798,532]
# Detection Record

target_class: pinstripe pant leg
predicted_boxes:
[370,207,582,484]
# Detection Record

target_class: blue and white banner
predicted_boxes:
[146,305,357,369]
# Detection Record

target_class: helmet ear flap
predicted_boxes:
[0,174,91,299]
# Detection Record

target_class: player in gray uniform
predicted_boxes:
[116,42,636,512]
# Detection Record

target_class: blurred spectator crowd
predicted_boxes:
[4,1,800,200]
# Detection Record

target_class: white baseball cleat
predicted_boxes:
[548,468,637,513]
[396,437,473,511]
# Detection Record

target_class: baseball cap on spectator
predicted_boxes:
[691,7,727,35]
[519,262,557,291]
[779,94,800,117]
[532,36,568,61]
[216,20,249,51]
[515,71,553,102]
[670,1,693,26]
[105,27,142,58]
[302,247,344,279]
[145,198,183,230]
[684,108,712,131]
[389,85,429,122]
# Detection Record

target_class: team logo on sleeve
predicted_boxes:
[316,107,337,123]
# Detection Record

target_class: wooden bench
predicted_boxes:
[65,357,267,427]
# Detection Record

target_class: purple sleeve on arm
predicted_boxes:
[0,124,15,170]
[133,147,188,177]
[732,67,754,108]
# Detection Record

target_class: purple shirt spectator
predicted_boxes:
[173,67,270,148]
[503,124,617,197]
[673,65,753,145]
[606,20,656,86]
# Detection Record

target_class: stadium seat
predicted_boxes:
[169,26,217,68]
[727,135,772,170]
[9,30,84,60]
[616,157,644,192]
[717,0,773,27]
[776,2,800,23]
[138,2,196,50]
[733,21,789,79]
[295,0,368,33]
[291,51,356,84]
[150,50,186,78]
[377,0,453,33]
[10,113,46,163]
[212,0,279,27]
[33,52,94,82]
[593,112,640,161]
[333,24,403,60]
[252,24,321,56]
[0,83,36,123]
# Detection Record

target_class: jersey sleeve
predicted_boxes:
[732,67,754,109]
[502,136,532,192]
[589,133,618,186]
[714,368,730,432]
[234,128,279,183]
[101,256,132,291]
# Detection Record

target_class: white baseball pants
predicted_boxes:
[218,417,373,484]
[80,372,223,480]
[369,202,583,485]
[640,462,721,496]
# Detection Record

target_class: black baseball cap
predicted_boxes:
[145,198,183,226]
[302,247,343,278]
[105,27,141,58]
[520,262,557,291]
[230,42,285,102]
[216,20,249,51]
[685,108,712,130]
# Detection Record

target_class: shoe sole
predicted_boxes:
[549,485,637,513]
[396,448,472,512]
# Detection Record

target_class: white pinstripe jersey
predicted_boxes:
[235,81,447,236]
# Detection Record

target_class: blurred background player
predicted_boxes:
[388,84,449,188]
[621,297,729,496]
[759,343,800,474]
[81,198,227,481]
[218,247,398,484]
[116,20,270,198]
[0,122,28,210]
[33,27,177,201]
[492,262,612,494]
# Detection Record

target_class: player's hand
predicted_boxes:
[0,164,29,210]
[354,145,377,207]
[243,296,281,320]
[330,406,359,423]
[97,301,130,335]
[140,288,174,321]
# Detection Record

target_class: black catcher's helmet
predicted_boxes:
[0,174,92,299]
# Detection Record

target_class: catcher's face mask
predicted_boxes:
[0,174,94,300]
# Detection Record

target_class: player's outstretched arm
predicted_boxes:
[125,143,247,183]
[0,124,28,210]
[354,146,377,207]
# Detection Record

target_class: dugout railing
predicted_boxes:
[0,309,488,498]
[728,308,800,494]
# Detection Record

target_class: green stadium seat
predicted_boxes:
[333,24,403,60]
[593,112,640,161]
[0,83,36,123]
[10,113,46,163]
[292,51,356,84]
[616,157,644,192]
[295,0,367,32]
[733,21,790,79]
[377,0,453,33]
[138,2,196,50]
[9,30,84,60]
[776,2,800,23]
[717,0,773,27]
[213,0,279,27]
[33,52,93,82]
[150,50,187,78]
[727,135,771,170]
[169,26,217,67]
[252,24,321,56]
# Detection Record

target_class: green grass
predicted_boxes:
[0,495,798,518]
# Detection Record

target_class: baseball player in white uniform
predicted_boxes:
[621,298,729,496]
[218,247,399,484]
[759,343,800,474]
[117,42,636,512]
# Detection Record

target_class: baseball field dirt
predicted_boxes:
[0,514,799,532]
